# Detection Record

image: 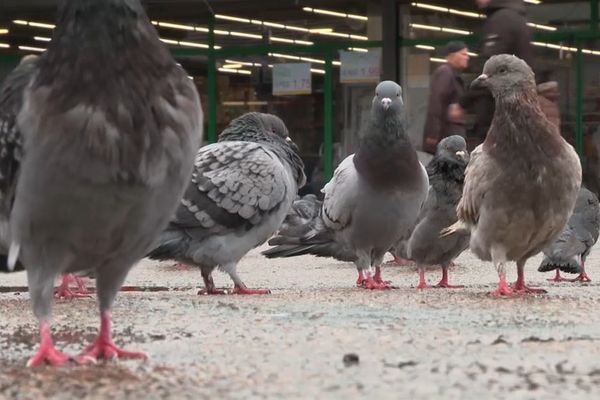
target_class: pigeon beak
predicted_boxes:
[470,74,488,89]
[455,150,469,162]
[381,98,392,110]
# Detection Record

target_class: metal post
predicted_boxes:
[592,0,599,31]
[324,54,334,181]
[207,14,217,144]
[576,46,583,158]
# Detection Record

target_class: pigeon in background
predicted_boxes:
[10,0,202,366]
[0,55,38,273]
[147,112,305,294]
[442,54,581,296]
[408,135,470,289]
[277,194,322,237]
[263,81,429,290]
[539,187,600,282]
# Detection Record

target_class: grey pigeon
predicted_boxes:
[407,135,470,289]
[147,112,305,294]
[442,54,581,296]
[538,187,600,282]
[263,81,429,290]
[10,0,202,366]
[0,55,38,273]
[277,194,323,237]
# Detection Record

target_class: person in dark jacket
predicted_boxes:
[422,41,469,154]
[459,0,534,150]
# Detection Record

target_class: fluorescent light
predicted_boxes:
[268,53,342,66]
[18,45,45,52]
[524,0,541,4]
[348,47,369,52]
[532,41,600,56]
[0,28,8,35]
[415,44,435,50]
[309,28,333,33]
[222,63,242,69]
[222,100,268,106]
[229,31,262,39]
[156,21,195,31]
[34,36,52,42]
[409,23,472,35]
[467,51,478,56]
[0,43,9,49]
[215,14,250,23]
[13,19,55,29]
[302,7,368,21]
[430,57,446,63]
[311,68,326,74]
[218,68,252,75]
[225,59,263,67]
[271,37,314,45]
[160,38,221,49]
[13,20,27,25]
[527,22,556,31]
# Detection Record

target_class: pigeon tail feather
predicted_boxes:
[538,256,581,274]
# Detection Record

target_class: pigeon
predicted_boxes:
[538,187,600,283]
[0,55,39,273]
[407,135,470,289]
[263,81,429,290]
[277,194,323,237]
[442,54,581,296]
[147,112,306,294]
[10,0,202,366]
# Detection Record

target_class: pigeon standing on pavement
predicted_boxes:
[539,187,600,283]
[147,112,305,294]
[10,0,202,366]
[442,54,581,296]
[407,135,470,289]
[263,81,429,290]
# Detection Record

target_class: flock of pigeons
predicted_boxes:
[0,0,597,368]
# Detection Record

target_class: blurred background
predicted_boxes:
[0,0,598,195]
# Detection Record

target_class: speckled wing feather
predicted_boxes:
[172,141,289,240]
[321,154,359,231]
[456,145,498,226]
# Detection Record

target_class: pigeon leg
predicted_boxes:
[73,276,91,296]
[198,269,227,295]
[227,264,271,295]
[363,268,391,290]
[77,267,147,363]
[356,270,366,286]
[373,265,391,285]
[434,264,464,289]
[170,262,192,271]
[447,260,459,268]
[568,258,591,282]
[547,270,570,282]
[416,267,432,289]
[385,254,414,266]
[27,321,70,367]
[27,268,70,367]
[512,260,547,294]
[488,261,514,296]
[54,274,90,299]
[77,311,147,363]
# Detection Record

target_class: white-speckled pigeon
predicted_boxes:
[442,54,581,296]
[408,135,470,289]
[263,81,429,290]
[539,187,599,283]
[147,112,305,294]
[9,0,202,366]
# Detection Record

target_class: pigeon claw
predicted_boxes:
[197,288,228,295]
[547,270,570,283]
[362,276,391,290]
[511,282,547,294]
[27,345,71,368]
[76,338,147,364]
[488,286,514,297]
[231,286,271,295]
[434,282,464,289]
[385,256,414,267]
[568,272,591,283]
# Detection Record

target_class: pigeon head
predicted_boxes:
[371,80,404,117]
[259,113,290,140]
[576,188,599,217]
[471,54,536,97]
[436,135,469,165]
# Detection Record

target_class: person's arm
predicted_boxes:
[423,67,453,153]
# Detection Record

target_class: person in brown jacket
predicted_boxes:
[422,41,470,154]
[459,0,534,150]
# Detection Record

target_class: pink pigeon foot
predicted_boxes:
[434,265,464,289]
[356,271,366,286]
[568,272,592,282]
[547,270,570,282]
[512,267,547,294]
[231,285,271,295]
[373,266,391,285]
[27,322,71,367]
[76,311,147,364]
[385,255,414,266]
[488,273,514,297]
[416,269,433,289]
[55,274,92,299]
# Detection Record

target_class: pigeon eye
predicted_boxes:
[396,92,400,97]
[498,67,508,74]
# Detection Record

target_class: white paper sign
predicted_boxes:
[272,63,312,95]
[340,49,381,83]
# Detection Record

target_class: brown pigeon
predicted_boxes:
[442,54,581,296]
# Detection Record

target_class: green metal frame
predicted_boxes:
[2,1,600,176]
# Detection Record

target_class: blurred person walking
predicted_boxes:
[422,41,470,154]
[459,0,534,150]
